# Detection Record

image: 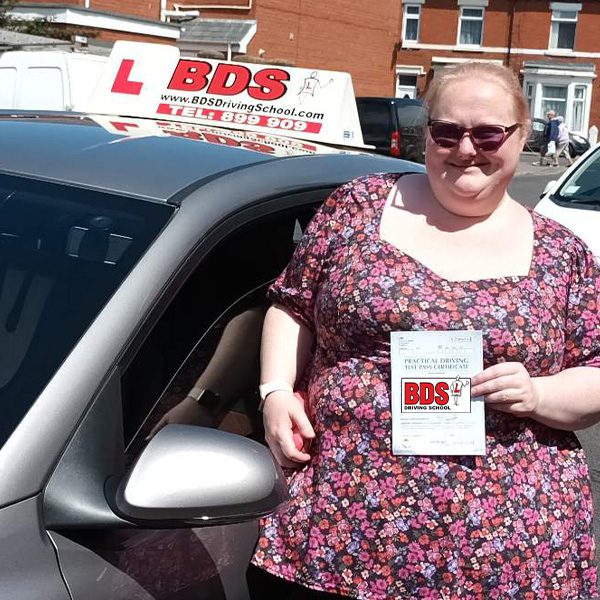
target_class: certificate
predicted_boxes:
[390,330,485,456]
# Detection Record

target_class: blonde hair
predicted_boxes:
[424,62,531,137]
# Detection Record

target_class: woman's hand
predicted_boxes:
[471,362,541,417]
[262,390,315,468]
[146,396,217,440]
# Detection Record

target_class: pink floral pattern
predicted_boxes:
[252,173,600,599]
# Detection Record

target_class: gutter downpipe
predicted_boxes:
[505,0,516,68]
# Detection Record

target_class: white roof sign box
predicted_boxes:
[90,115,353,157]
[85,41,365,148]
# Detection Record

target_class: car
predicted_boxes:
[525,117,590,157]
[0,41,424,599]
[535,142,600,264]
[356,96,427,163]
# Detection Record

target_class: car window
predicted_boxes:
[357,100,393,140]
[394,102,427,128]
[532,119,545,132]
[121,203,320,460]
[556,149,600,207]
[0,174,173,449]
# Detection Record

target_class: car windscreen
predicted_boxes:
[555,148,600,208]
[356,100,393,140]
[394,102,427,128]
[0,174,174,449]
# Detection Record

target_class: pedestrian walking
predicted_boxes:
[536,109,559,166]
[555,116,574,166]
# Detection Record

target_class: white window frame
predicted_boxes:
[402,3,422,44]
[572,84,587,133]
[522,71,593,135]
[395,65,425,98]
[456,5,485,47]
[548,2,582,51]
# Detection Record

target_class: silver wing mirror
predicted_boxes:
[115,425,288,526]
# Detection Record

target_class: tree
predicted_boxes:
[0,0,96,41]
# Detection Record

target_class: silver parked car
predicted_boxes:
[0,110,423,599]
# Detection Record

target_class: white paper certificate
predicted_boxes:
[390,330,485,456]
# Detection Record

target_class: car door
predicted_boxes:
[41,197,325,600]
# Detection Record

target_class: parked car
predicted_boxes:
[0,41,424,600]
[356,96,427,163]
[535,143,600,264]
[525,117,590,157]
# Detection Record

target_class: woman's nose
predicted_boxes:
[456,132,478,155]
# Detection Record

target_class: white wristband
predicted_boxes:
[258,381,293,410]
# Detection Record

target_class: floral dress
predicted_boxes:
[252,173,600,600]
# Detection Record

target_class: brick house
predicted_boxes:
[7,0,600,134]
[396,0,599,135]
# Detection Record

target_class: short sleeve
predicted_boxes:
[562,241,600,370]
[267,180,356,332]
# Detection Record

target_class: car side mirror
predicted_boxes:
[541,180,558,198]
[114,425,288,526]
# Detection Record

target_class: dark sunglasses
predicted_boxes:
[428,119,521,151]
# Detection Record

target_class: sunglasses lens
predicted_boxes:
[430,122,463,147]
[471,126,505,151]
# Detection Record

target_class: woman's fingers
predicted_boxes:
[471,362,540,414]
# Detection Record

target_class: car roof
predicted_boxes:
[0,112,277,202]
[0,111,423,207]
[357,97,424,105]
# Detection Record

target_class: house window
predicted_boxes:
[458,7,484,46]
[396,74,418,98]
[403,4,421,43]
[550,9,578,50]
[572,85,586,132]
[541,85,568,118]
[525,83,535,113]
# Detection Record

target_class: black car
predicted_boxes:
[356,97,427,163]
[525,117,590,157]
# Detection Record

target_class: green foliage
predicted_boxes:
[0,0,95,40]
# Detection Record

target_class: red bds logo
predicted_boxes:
[401,377,471,413]
[168,61,290,100]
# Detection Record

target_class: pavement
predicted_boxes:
[516,150,576,176]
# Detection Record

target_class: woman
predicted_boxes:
[251,63,600,599]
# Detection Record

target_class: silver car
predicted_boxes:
[0,111,422,599]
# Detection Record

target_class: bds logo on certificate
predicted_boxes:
[401,376,471,413]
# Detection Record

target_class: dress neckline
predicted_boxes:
[375,173,538,286]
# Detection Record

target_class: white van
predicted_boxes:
[0,50,108,111]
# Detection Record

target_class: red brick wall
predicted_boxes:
[245,0,401,96]
[91,0,161,21]
[21,0,82,4]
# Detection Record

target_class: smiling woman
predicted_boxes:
[253,61,600,599]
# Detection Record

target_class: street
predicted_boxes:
[509,150,570,208]
[512,152,600,595]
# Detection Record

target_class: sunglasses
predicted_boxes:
[428,119,521,151]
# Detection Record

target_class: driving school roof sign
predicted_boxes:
[85,41,365,148]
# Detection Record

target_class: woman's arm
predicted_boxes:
[532,367,600,430]
[261,303,315,466]
[471,363,600,430]
[147,306,266,438]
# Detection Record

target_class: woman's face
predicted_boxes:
[425,76,526,217]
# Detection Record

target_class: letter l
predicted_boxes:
[111,60,143,95]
